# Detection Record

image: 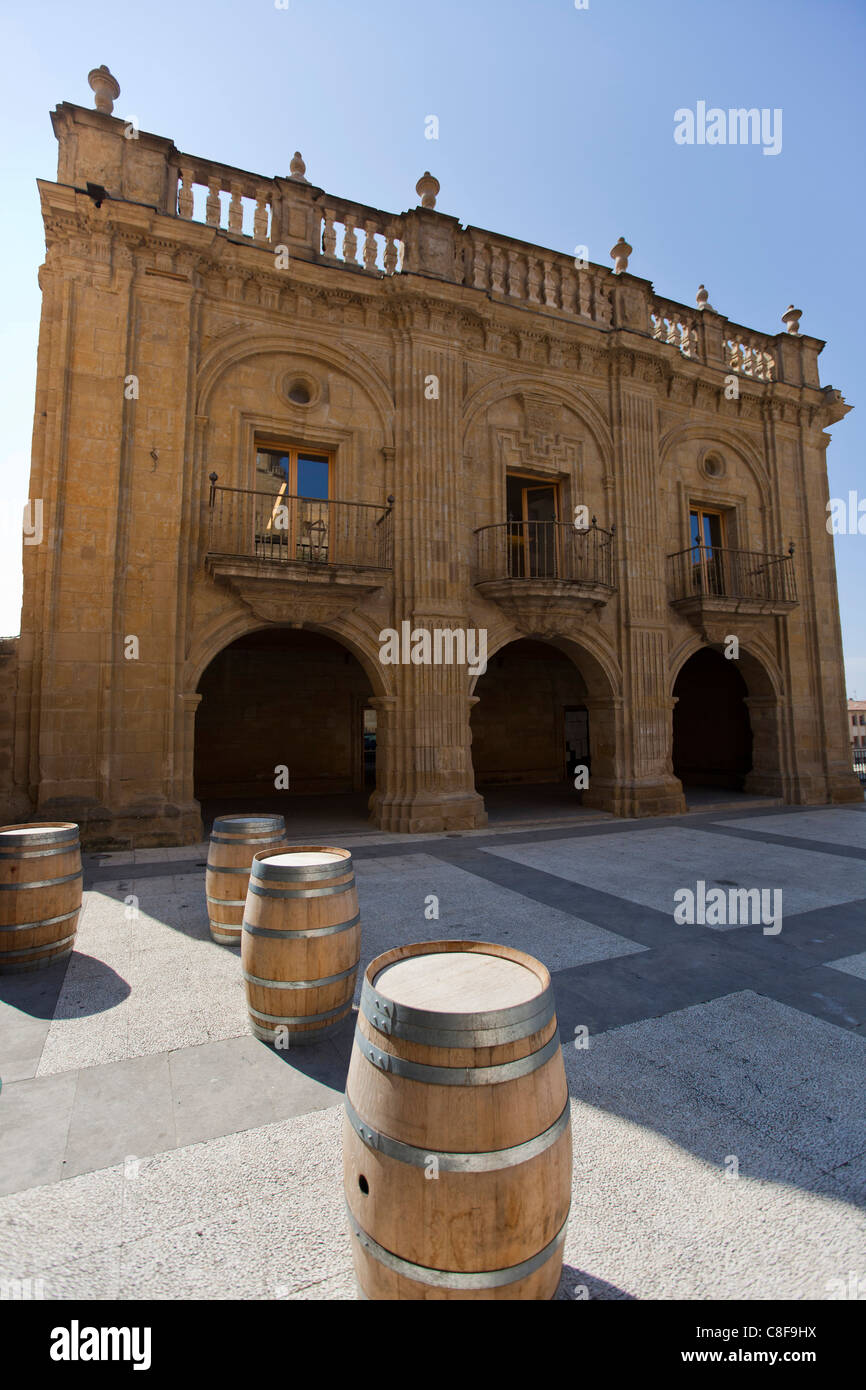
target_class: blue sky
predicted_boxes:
[1,0,864,692]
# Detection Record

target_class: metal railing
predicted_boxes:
[668,543,797,605]
[207,477,394,571]
[474,519,616,588]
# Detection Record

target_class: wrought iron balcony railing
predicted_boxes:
[668,543,797,607]
[474,519,616,588]
[206,477,394,572]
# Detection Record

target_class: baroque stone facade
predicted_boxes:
[1,77,859,845]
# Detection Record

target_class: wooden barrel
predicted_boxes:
[206,814,288,945]
[0,822,83,973]
[343,940,572,1300]
[241,847,360,1045]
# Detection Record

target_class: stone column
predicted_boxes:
[177,692,204,838]
[581,694,625,815]
[742,695,787,799]
[371,312,486,832]
[613,382,686,815]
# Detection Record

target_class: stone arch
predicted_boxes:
[179,611,395,821]
[668,636,786,799]
[658,420,773,514]
[189,618,392,817]
[195,329,396,440]
[468,627,623,816]
[461,373,615,468]
[184,609,393,700]
[668,632,782,701]
[468,621,622,702]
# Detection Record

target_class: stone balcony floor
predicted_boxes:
[0,802,864,1299]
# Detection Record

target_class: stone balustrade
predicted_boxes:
[48,96,826,390]
[723,326,776,382]
[650,299,702,360]
[314,196,404,275]
[175,159,276,241]
[646,292,787,384]
[459,229,613,326]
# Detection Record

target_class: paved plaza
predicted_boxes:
[1,801,865,1300]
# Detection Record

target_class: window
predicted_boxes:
[689,506,727,596]
[505,472,560,577]
[254,445,332,562]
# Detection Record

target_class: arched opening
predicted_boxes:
[194,627,377,833]
[672,648,753,793]
[470,638,608,823]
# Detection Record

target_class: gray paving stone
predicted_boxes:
[169,1036,342,1148]
[0,1071,79,1195]
[352,852,645,989]
[484,827,866,921]
[827,952,866,982]
[0,1012,52,1085]
[63,1054,176,1180]
[722,808,866,850]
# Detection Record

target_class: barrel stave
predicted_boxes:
[241,847,360,1044]
[344,939,572,1300]
[0,823,82,973]
[205,815,287,945]
[343,1118,571,1273]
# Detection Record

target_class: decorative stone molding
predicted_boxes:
[87,65,120,114]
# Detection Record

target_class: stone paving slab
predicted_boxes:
[828,952,866,981]
[722,808,866,850]
[483,826,866,921]
[32,854,643,1084]
[0,992,862,1300]
[1,806,864,1299]
[0,1071,79,1196]
[350,852,645,981]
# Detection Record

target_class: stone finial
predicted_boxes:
[289,151,308,182]
[696,284,714,312]
[416,171,440,209]
[87,65,120,114]
[610,236,632,274]
[782,304,802,335]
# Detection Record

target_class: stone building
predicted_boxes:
[848,700,866,752]
[0,68,859,846]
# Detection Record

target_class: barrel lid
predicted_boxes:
[362,940,553,1040]
[212,814,286,834]
[0,822,79,841]
[251,845,353,882]
[375,950,542,1013]
[266,851,346,866]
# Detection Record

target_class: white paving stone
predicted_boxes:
[721,807,866,850]
[3,990,863,1300]
[351,852,645,987]
[36,854,644,1076]
[826,952,866,981]
[482,827,866,922]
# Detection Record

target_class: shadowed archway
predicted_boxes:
[194,627,377,833]
[672,647,753,791]
[469,636,619,822]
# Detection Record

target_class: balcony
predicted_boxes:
[205,478,393,622]
[474,519,616,627]
[668,544,798,632]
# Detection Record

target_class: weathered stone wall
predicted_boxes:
[471,641,586,784]
[9,89,858,844]
[194,629,373,799]
[0,639,21,822]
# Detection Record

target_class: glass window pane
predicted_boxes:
[256,450,289,491]
[297,455,329,499]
